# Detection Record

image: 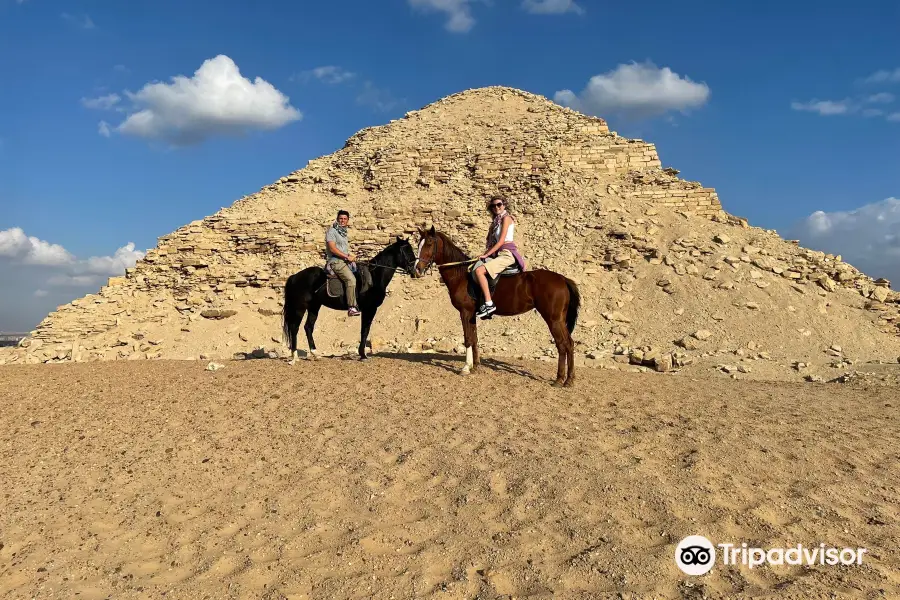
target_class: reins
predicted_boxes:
[359,260,408,274]
[437,259,478,268]
[419,234,477,276]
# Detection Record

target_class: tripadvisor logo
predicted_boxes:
[675,535,867,575]
[676,535,716,575]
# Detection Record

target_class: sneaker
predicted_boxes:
[475,302,496,319]
[347,307,361,317]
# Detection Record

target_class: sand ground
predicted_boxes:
[0,356,897,600]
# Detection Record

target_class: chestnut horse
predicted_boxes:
[413,226,581,387]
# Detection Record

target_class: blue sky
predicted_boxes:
[1,0,899,331]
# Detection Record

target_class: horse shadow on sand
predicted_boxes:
[371,351,543,382]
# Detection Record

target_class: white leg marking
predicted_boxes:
[461,346,473,375]
[289,349,300,365]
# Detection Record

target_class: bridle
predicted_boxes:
[359,243,417,277]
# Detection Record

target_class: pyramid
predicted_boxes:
[4,86,899,377]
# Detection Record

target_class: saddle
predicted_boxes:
[324,262,373,302]
[466,262,522,318]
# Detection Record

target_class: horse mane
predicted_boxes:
[369,237,403,264]
[435,231,470,264]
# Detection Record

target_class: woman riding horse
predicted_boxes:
[473,197,526,319]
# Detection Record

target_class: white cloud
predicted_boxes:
[0,227,75,266]
[888,112,900,122]
[408,0,477,33]
[554,61,710,120]
[47,274,106,287]
[867,92,895,104]
[98,121,112,137]
[862,68,900,84]
[356,81,403,113]
[103,55,301,146]
[81,93,121,110]
[792,68,900,123]
[788,198,900,287]
[791,89,898,122]
[113,64,130,74]
[0,208,143,331]
[292,66,355,84]
[79,242,145,277]
[790,99,853,116]
[61,12,95,29]
[0,227,144,283]
[0,228,148,329]
[522,0,584,15]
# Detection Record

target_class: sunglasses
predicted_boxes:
[490,202,503,208]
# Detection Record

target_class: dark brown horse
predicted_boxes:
[413,226,581,387]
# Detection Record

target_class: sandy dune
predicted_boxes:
[1,356,897,599]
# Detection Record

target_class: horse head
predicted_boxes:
[413,225,439,278]
[392,235,418,277]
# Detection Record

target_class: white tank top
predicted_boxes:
[492,212,515,242]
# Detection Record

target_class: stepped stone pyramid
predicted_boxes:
[4,86,899,375]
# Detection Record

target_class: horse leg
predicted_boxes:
[459,310,474,375]
[304,303,322,359]
[537,312,569,386]
[288,307,305,365]
[564,329,576,388]
[471,319,481,370]
[550,319,570,386]
[358,309,375,360]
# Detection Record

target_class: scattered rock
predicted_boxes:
[676,336,700,351]
[872,287,889,302]
[653,353,673,372]
[201,309,237,320]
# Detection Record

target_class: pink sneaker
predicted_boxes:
[347,307,361,317]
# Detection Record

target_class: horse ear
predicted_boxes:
[396,235,403,243]
[428,225,435,235]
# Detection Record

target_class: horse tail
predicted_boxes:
[564,276,581,335]
[282,274,295,348]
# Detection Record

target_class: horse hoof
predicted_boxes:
[551,379,565,387]
[460,367,470,376]
[288,359,297,366]
[359,354,369,361]
[563,379,575,388]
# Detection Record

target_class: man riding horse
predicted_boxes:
[325,209,361,317]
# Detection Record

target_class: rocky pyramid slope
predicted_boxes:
[3,86,899,380]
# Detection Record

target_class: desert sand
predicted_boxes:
[1,356,897,599]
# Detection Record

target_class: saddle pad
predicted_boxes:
[326,277,344,298]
